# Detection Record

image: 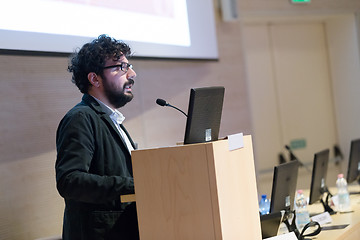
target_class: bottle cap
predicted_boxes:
[338,173,344,178]
[297,189,303,194]
[261,194,267,199]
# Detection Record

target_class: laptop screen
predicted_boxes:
[260,211,283,239]
[183,86,225,145]
[270,160,299,213]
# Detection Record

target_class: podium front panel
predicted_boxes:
[132,136,261,240]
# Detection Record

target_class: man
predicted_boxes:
[55,34,139,240]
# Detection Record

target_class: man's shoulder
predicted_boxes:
[65,94,100,116]
[58,94,105,129]
[57,104,99,135]
[60,99,98,123]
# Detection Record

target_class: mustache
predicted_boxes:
[127,78,134,86]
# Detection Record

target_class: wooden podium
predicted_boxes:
[131,135,261,240]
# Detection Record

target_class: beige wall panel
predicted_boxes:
[0,151,64,239]
[239,0,360,14]
[271,22,337,163]
[242,19,353,196]
[242,24,284,173]
[326,15,360,173]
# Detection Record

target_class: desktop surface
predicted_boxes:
[277,184,360,240]
[309,185,360,240]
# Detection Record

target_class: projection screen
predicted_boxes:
[0,0,218,59]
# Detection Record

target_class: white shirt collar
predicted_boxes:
[110,110,125,125]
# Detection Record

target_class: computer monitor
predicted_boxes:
[183,86,225,145]
[346,139,360,184]
[260,211,284,239]
[270,160,300,214]
[308,149,335,214]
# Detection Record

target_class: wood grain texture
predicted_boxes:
[132,136,261,240]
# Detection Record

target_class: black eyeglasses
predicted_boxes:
[103,62,133,73]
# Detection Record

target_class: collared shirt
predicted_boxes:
[91,96,134,154]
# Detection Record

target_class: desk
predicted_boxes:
[124,184,360,239]
[306,184,360,240]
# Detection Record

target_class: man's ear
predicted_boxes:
[88,72,100,87]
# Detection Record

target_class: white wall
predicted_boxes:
[242,13,360,197]
[326,14,360,173]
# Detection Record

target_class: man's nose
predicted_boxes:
[127,67,136,80]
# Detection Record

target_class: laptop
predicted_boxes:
[183,86,225,145]
[260,211,284,239]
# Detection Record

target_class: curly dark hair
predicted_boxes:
[68,34,132,93]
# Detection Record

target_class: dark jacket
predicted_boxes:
[55,94,139,240]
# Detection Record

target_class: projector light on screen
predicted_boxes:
[0,0,218,59]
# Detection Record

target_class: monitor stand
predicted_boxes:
[315,187,336,215]
[321,190,336,215]
[283,210,321,240]
[282,210,301,239]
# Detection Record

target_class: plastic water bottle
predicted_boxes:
[259,194,270,215]
[336,173,351,212]
[295,189,310,231]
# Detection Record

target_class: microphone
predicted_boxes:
[285,145,297,161]
[156,98,188,117]
[156,98,167,107]
[278,153,287,164]
[284,145,311,172]
[333,145,343,165]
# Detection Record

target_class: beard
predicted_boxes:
[103,78,134,109]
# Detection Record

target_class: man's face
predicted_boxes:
[101,56,136,108]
